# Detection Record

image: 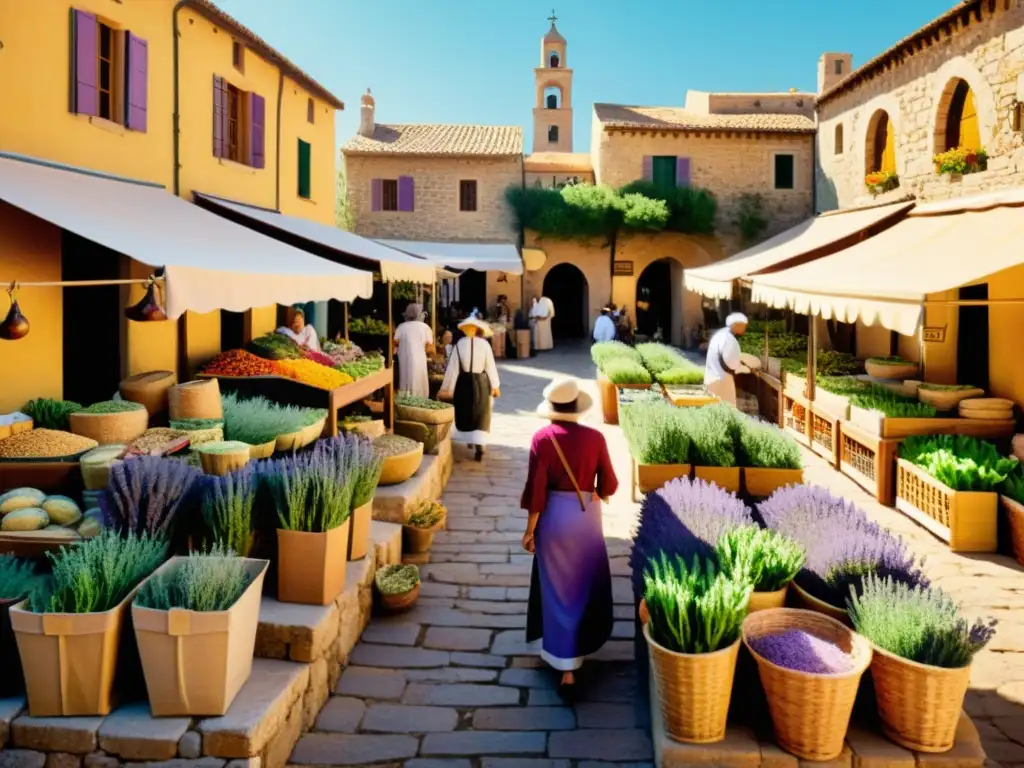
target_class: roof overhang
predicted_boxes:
[376,240,524,276]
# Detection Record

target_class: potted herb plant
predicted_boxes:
[403,500,447,554]
[375,563,420,611]
[373,434,424,486]
[620,400,691,494]
[591,342,649,425]
[347,435,383,561]
[11,531,167,716]
[864,356,919,381]
[849,575,996,753]
[201,465,256,557]
[132,547,269,716]
[743,608,872,760]
[737,417,803,496]
[395,394,455,426]
[0,555,45,696]
[682,404,741,492]
[715,526,804,612]
[643,552,750,743]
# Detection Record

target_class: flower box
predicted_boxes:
[277,521,350,605]
[132,557,268,716]
[838,420,899,506]
[694,466,741,494]
[895,459,997,552]
[597,372,650,425]
[636,463,691,495]
[742,467,803,498]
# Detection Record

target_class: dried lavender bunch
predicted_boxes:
[136,546,251,612]
[849,575,996,668]
[202,466,257,557]
[629,476,752,597]
[100,456,203,541]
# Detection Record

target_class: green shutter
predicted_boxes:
[652,156,676,188]
[774,154,794,190]
[298,139,311,199]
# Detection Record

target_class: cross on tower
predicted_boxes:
[547,9,557,24]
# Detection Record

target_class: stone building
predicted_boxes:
[815,0,1024,211]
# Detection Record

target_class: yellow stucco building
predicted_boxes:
[0,0,344,412]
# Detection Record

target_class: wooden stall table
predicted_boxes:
[809,403,842,469]
[755,371,782,426]
[839,420,901,506]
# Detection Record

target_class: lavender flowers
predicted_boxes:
[262,434,360,532]
[100,456,203,541]
[201,465,257,557]
[747,630,854,674]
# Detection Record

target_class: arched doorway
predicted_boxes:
[542,263,588,339]
[636,258,686,345]
[865,109,896,175]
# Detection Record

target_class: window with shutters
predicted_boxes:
[381,179,399,211]
[459,180,478,212]
[227,83,243,163]
[70,10,148,131]
[298,140,312,199]
[652,156,677,188]
[773,153,795,190]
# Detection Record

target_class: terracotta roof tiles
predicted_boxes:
[594,104,816,134]
[342,124,524,157]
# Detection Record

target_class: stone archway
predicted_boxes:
[931,57,996,156]
[635,257,687,345]
[543,262,589,339]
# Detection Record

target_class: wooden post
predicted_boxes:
[430,283,437,338]
[387,282,394,369]
[343,302,349,342]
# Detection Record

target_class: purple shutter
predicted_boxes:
[125,33,148,132]
[71,9,98,116]
[676,157,691,187]
[371,179,382,211]
[398,176,414,212]
[641,156,653,181]
[212,76,226,158]
[249,93,266,168]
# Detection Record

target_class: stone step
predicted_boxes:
[373,439,453,524]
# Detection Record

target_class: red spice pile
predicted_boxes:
[203,349,280,377]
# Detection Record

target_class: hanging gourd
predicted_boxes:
[125,274,167,322]
[0,282,29,341]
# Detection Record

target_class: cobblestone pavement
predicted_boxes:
[288,343,1024,767]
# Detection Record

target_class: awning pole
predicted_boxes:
[343,302,349,342]
[430,284,437,338]
[0,277,161,288]
[387,282,394,369]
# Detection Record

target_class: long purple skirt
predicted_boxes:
[526,491,613,670]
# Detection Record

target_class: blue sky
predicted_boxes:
[215,0,953,156]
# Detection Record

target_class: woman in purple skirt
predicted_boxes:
[520,378,618,699]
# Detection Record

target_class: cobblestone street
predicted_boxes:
[289,344,1024,767]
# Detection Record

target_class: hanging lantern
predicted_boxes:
[0,282,29,341]
[125,274,167,322]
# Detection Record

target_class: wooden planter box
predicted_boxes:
[809,404,842,468]
[660,384,718,408]
[782,372,809,400]
[743,467,804,497]
[849,406,1016,440]
[895,459,997,552]
[812,389,851,420]
[839,420,901,506]
[756,372,782,426]
[694,466,741,493]
[598,372,652,426]
[631,460,690,502]
[782,394,811,448]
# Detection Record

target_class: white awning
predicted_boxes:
[195,194,438,285]
[377,239,524,275]
[750,188,1024,336]
[685,200,914,300]
[0,154,372,318]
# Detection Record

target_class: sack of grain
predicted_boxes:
[169,379,223,421]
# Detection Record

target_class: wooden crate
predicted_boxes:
[895,459,997,552]
[838,420,901,506]
[756,372,782,427]
[632,459,691,502]
[848,406,1015,440]
[809,404,841,468]
[782,393,811,448]
[782,372,809,400]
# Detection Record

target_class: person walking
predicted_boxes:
[703,312,749,406]
[438,315,500,461]
[592,305,617,343]
[394,303,434,398]
[520,378,617,698]
[532,295,555,351]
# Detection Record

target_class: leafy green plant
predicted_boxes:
[900,435,1017,491]
[0,555,46,602]
[680,404,739,467]
[867,356,915,367]
[732,192,768,244]
[247,332,304,360]
[135,547,251,612]
[933,147,988,176]
[21,399,83,430]
[636,343,687,375]
[918,383,979,392]
[851,390,936,418]
[202,466,257,557]
[780,351,860,378]
[816,376,872,397]
[738,332,807,360]
[591,340,641,368]
[31,531,168,613]
[348,316,390,335]
[737,418,801,469]
[848,575,995,668]
[335,355,385,379]
[621,401,691,465]
[349,435,384,509]
[715,525,805,593]
[656,366,705,386]
[643,553,751,654]
[170,418,224,431]
[375,564,420,595]
[601,358,652,386]
[1002,464,1024,505]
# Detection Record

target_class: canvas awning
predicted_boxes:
[750,188,1024,336]
[194,194,438,285]
[376,239,524,275]
[0,154,372,317]
[684,200,914,300]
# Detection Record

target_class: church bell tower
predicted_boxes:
[532,11,573,153]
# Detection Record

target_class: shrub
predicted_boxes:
[680,404,740,467]
[202,466,257,557]
[737,418,802,469]
[715,525,804,593]
[636,343,687,375]
[732,192,768,244]
[31,531,168,613]
[643,553,751,654]
[601,358,652,386]
[136,547,251,612]
[849,575,996,668]
[816,376,872,397]
[591,340,641,369]
[0,555,46,602]
[900,435,1017,492]
[375,564,420,595]
[617,180,718,235]
[100,456,203,541]
[620,400,690,466]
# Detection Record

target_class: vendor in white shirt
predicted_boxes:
[276,305,321,353]
[703,312,749,406]
[593,305,617,343]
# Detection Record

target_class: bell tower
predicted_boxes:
[532,11,573,153]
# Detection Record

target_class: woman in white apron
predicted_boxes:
[394,303,434,397]
[438,316,500,461]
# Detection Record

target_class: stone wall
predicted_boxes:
[593,128,815,255]
[816,1,1024,211]
[344,154,522,242]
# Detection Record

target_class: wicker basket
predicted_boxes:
[395,402,454,426]
[169,380,223,421]
[69,408,149,446]
[748,586,788,613]
[378,443,424,486]
[742,608,872,761]
[789,581,850,626]
[869,644,971,753]
[644,623,739,744]
[1003,495,1024,566]
[119,371,177,416]
[895,459,997,552]
[865,360,919,380]
[636,464,691,494]
[693,466,741,493]
[380,583,420,612]
[917,387,985,411]
[743,468,803,497]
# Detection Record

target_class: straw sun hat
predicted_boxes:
[458,317,494,337]
[536,378,593,422]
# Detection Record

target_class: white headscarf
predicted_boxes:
[726,312,748,329]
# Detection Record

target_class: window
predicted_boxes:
[652,156,677,187]
[298,140,311,199]
[70,10,148,131]
[834,59,844,76]
[227,83,242,162]
[549,51,560,68]
[232,40,244,72]
[834,123,844,155]
[546,94,557,109]
[97,21,115,120]
[941,79,980,152]
[213,77,265,167]
[866,109,895,173]
[307,97,315,124]
[548,125,559,143]
[382,179,399,211]
[459,180,478,212]
[773,154,795,189]
[1013,101,1024,133]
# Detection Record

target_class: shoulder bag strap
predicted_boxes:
[548,435,586,512]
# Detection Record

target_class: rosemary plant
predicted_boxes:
[202,466,257,557]
[135,546,251,612]
[0,555,46,603]
[715,525,805,593]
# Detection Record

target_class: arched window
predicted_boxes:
[939,78,980,151]
[548,125,559,143]
[544,86,561,109]
[834,123,844,155]
[549,51,560,68]
[865,109,896,174]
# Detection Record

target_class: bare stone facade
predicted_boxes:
[816,0,1024,211]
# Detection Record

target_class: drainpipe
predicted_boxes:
[275,71,283,211]
[172,1,188,196]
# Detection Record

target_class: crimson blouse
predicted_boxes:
[520,422,619,515]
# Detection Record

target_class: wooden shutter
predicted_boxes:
[70,9,98,116]
[212,76,227,158]
[249,93,266,168]
[125,33,148,132]
[675,157,691,187]
[398,176,414,212]
[642,156,653,181]
[298,140,312,198]
[371,179,383,211]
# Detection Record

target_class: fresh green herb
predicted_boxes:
[900,435,1017,491]
[867,356,915,366]
[135,547,251,612]
[80,401,145,414]
[602,358,653,386]
[195,441,252,455]
[350,435,384,509]
[851,390,936,418]
[221,392,323,446]
[1002,464,1024,505]
[202,466,256,557]
[780,350,860,377]
[918,383,979,391]
[373,434,421,457]
[349,316,391,335]
[397,394,453,411]
[21,399,83,430]
[246,332,304,360]
[335,356,386,379]
[816,376,872,397]
[680,404,740,467]
[620,400,690,465]
[0,555,46,602]
[737,418,802,470]
[407,500,445,529]
[715,526,804,593]
[656,365,705,386]
[375,564,420,595]
[636,343,689,376]
[591,341,641,368]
